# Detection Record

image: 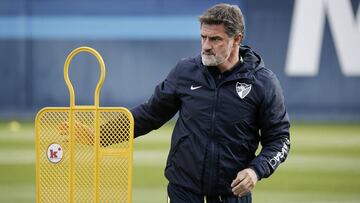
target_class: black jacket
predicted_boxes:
[131,45,290,196]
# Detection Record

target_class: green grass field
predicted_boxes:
[0,121,360,203]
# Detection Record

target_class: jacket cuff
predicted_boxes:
[249,159,270,181]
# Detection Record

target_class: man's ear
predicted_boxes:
[234,34,242,45]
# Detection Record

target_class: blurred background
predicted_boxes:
[0,0,359,202]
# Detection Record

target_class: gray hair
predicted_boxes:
[198,3,245,39]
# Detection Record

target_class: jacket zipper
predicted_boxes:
[208,78,248,193]
[200,64,255,193]
[200,66,217,194]
[208,86,219,193]
[202,67,253,193]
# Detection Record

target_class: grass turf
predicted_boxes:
[0,121,359,202]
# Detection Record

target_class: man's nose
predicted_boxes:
[202,39,212,51]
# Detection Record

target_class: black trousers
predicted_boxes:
[167,183,252,203]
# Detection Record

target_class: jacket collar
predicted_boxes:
[196,45,264,84]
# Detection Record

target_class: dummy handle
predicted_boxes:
[63,46,106,108]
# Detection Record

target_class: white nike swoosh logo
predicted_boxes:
[190,85,202,90]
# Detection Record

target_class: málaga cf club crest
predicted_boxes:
[236,82,252,99]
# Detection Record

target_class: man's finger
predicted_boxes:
[237,180,252,197]
[231,176,249,194]
[230,170,246,187]
[58,122,69,136]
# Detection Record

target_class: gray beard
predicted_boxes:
[201,54,224,66]
[201,42,233,66]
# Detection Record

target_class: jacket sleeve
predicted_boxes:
[130,64,181,137]
[248,72,290,180]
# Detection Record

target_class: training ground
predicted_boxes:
[0,121,359,203]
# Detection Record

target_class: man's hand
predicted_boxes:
[231,168,258,197]
[58,121,95,145]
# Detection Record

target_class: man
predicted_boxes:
[131,3,290,203]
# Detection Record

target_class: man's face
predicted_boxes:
[201,23,235,66]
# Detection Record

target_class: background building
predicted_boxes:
[1,0,359,121]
